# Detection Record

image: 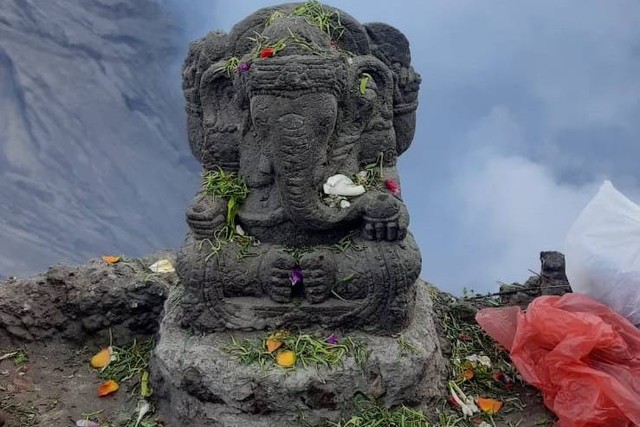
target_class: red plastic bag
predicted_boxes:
[476,293,640,427]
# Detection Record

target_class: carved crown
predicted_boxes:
[242,55,348,97]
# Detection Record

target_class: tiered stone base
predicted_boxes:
[152,281,445,427]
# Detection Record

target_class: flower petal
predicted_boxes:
[323,174,366,196]
[290,268,303,286]
[326,334,339,345]
[462,368,475,380]
[90,347,112,369]
[384,179,400,196]
[477,397,503,414]
[492,371,514,389]
[98,379,119,397]
[238,62,251,73]
[259,47,275,58]
[149,259,175,273]
[102,255,121,264]
[275,350,296,368]
[266,339,283,353]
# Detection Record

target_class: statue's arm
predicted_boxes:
[186,192,227,238]
[360,166,409,241]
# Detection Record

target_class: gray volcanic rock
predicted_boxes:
[0,251,175,349]
[0,0,200,277]
[153,280,445,427]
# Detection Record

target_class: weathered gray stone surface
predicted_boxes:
[153,280,446,427]
[0,252,173,349]
[176,2,423,335]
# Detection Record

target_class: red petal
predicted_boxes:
[98,379,119,397]
[260,47,275,58]
[384,179,399,195]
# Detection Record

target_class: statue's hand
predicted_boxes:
[186,196,227,238]
[362,193,408,241]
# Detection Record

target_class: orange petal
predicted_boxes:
[462,369,475,380]
[98,379,119,397]
[266,339,283,353]
[102,255,121,264]
[477,397,503,414]
[90,347,112,369]
[275,350,296,368]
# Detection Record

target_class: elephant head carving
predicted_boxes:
[176,2,422,334]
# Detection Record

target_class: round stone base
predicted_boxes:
[152,281,446,427]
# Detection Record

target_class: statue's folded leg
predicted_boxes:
[331,231,422,333]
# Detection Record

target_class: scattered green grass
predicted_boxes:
[199,169,259,260]
[266,10,286,27]
[216,56,240,77]
[397,334,419,357]
[201,168,248,231]
[98,339,154,397]
[198,230,259,263]
[255,1,347,59]
[286,28,330,56]
[354,152,385,190]
[247,32,288,58]
[331,273,356,302]
[330,232,365,254]
[430,287,522,399]
[284,246,313,264]
[0,397,38,426]
[261,1,346,42]
[13,350,28,366]
[306,397,463,427]
[427,285,541,425]
[0,349,29,366]
[292,0,345,41]
[80,406,161,427]
[224,331,369,372]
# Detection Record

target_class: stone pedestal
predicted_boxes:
[152,281,445,427]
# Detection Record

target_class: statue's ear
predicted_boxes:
[364,23,421,156]
[346,56,397,167]
[199,62,232,119]
[183,31,229,166]
[351,56,395,121]
[364,23,411,68]
[332,56,396,169]
[197,62,241,171]
[183,39,206,164]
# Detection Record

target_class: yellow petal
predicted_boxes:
[275,350,296,368]
[149,259,175,273]
[266,339,283,353]
[98,379,119,397]
[102,255,121,264]
[462,369,475,380]
[90,347,112,369]
[477,397,503,414]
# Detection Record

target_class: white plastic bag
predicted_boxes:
[565,180,640,326]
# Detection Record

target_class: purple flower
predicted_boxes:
[326,334,339,345]
[238,62,251,74]
[290,268,303,286]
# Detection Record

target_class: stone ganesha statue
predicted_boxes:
[176,2,422,334]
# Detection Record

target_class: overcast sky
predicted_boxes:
[168,0,640,294]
